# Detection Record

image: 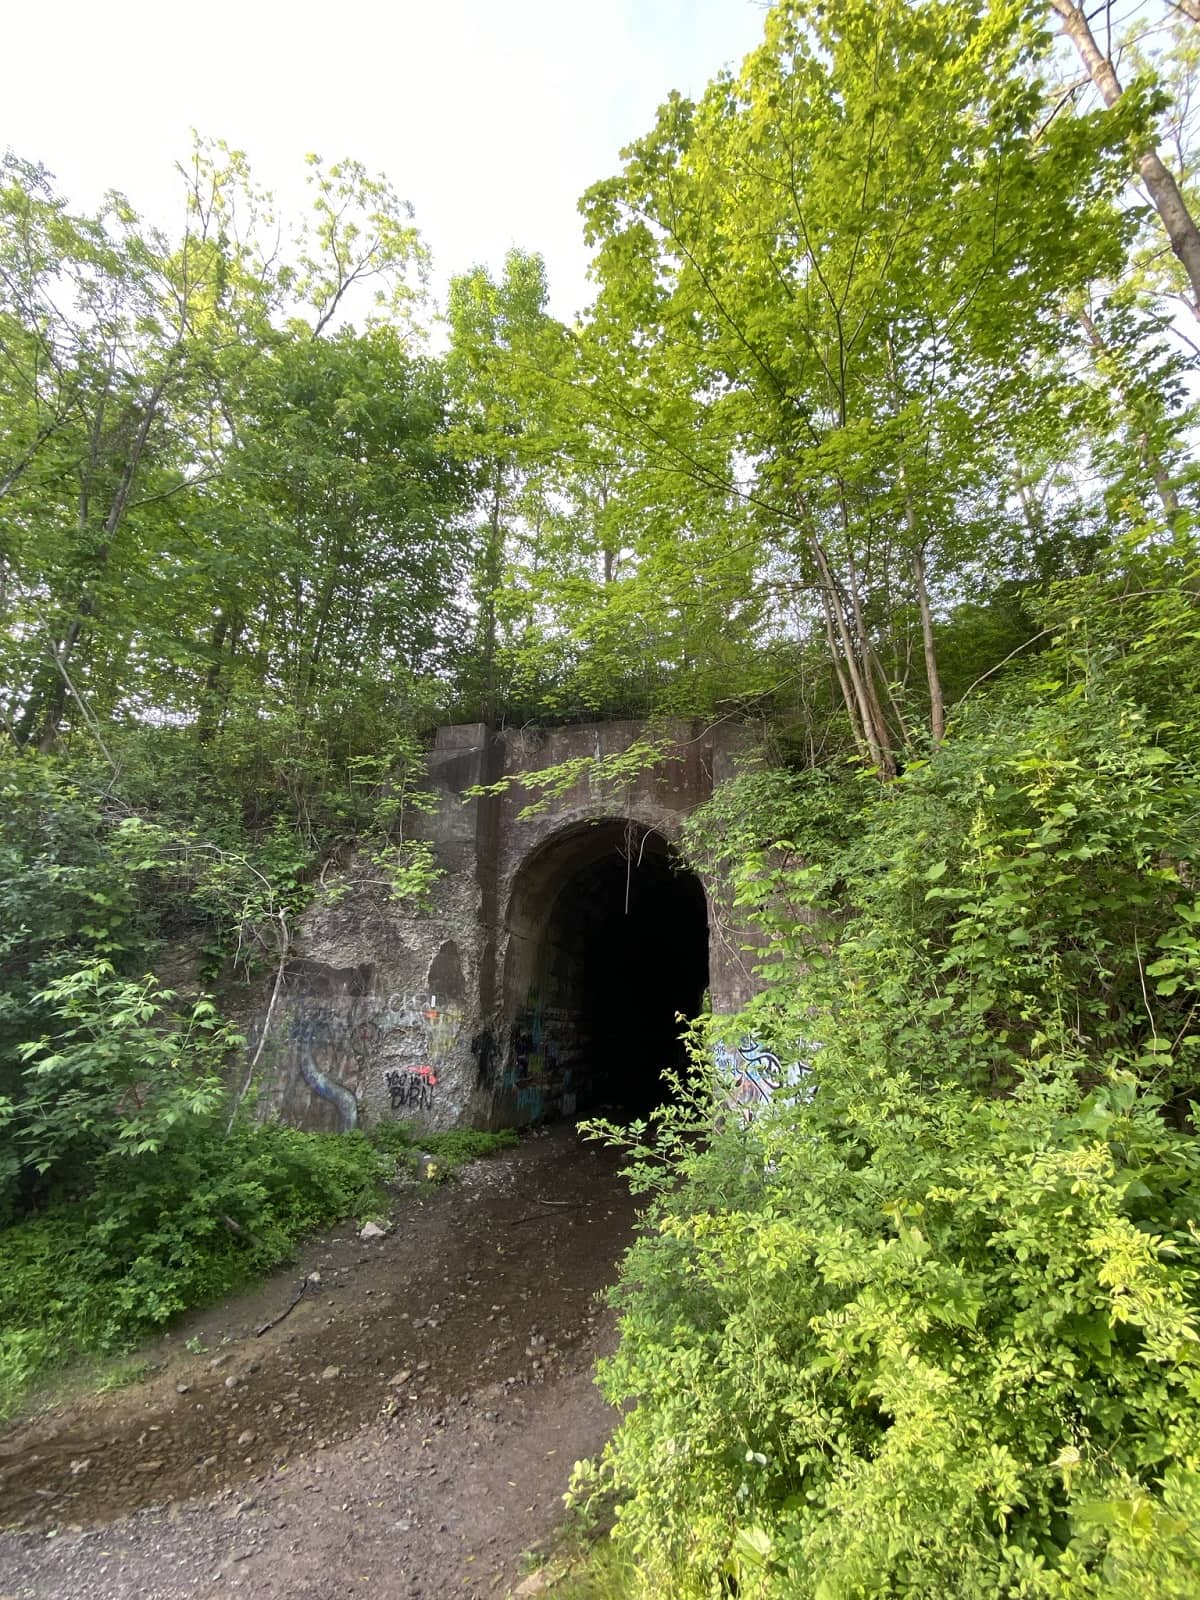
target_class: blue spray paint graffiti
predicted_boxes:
[258,962,467,1133]
[714,1038,809,1126]
[286,1002,382,1131]
[294,1030,360,1129]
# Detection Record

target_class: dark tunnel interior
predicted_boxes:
[528,832,710,1119]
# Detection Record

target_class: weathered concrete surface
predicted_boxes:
[250,719,759,1135]
[250,729,491,1133]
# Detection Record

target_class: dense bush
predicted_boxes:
[0,1118,388,1419]
[0,1110,523,1420]
[582,568,1200,1597]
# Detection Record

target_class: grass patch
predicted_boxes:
[518,1510,641,1600]
[95,1357,160,1393]
[370,1119,518,1180]
[543,1537,639,1599]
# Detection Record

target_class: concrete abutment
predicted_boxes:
[247,719,760,1136]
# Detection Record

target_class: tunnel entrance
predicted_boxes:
[502,820,709,1123]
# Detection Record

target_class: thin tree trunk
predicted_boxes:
[911,544,946,745]
[479,472,504,724]
[1052,0,1200,316]
[810,536,895,775]
[597,478,618,584]
[819,585,870,762]
[197,612,230,744]
[1075,307,1183,522]
[884,333,947,745]
[842,539,896,759]
[868,639,911,750]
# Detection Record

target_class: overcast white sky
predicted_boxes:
[5,0,767,323]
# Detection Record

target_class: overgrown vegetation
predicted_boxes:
[0,1117,516,1420]
[0,1120,387,1419]
[369,1118,518,1181]
[4,0,1200,1588]
[577,562,1200,1597]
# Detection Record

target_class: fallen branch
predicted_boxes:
[220,1212,263,1249]
[511,1200,586,1227]
[255,1278,308,1337]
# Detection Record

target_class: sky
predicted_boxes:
[4,0,768,323]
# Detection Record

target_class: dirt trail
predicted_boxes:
[0,1125,637,1598]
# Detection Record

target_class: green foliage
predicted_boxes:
[2,19,1200,1593]
[466,734,673,819]
[589,1058,1200,1598]
[419,1126,518,1175]
[368,1118,517,1179]
[576,0,1161,764]
[0,141,469,763]
[0,1118,387,1419]
[580,569,1200,1598]
[11,963,237,1173]
[535,1532,641,1600]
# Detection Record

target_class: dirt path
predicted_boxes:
[0,1125,636,1598]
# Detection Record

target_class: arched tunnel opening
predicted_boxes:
[502,820,709,1122]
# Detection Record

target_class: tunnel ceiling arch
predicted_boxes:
[499,817,710,1122]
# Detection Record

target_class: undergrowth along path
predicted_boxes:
[0,1125,636,1599]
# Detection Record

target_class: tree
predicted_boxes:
[445,249,563,721]
[0,142,446,755]
[1050,0,1200,318]
[0,143,284,749]
[579,0,1136,767]
[206,326,469,741]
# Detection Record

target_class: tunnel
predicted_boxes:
[502,819,710,1122]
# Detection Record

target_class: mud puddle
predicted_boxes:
[0,1124,637,1598]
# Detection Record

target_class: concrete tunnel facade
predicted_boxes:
[248,720,762,1136]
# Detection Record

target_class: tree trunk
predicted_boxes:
[842,540,898,760]
[1052,0,1200,317]
[911,545,946,745]
[810,536,895,775]
[197,613,230,744]
[1075,306,1183,523]
[479,473,505,724]
[818,585,870,763]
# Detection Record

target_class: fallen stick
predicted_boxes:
[255,1278,308,1337]
[511,1201,585,1226]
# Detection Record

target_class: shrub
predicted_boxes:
[581,572,1200,1597]
[368,1117,517,1178]
[588,1059,1200,1597]
[0,1118,386,1419]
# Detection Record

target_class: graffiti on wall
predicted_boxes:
[289,1007,376,1130]
[714,1037,809,1126]
[380,993,462,1118]
[258,961,464,1132]
[385,1063,438,1113]
[255,962,378,1133]
[502,995,574,1124]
